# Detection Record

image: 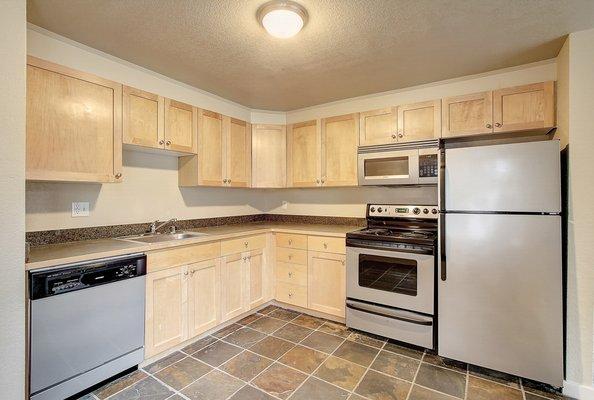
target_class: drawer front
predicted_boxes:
[147,242,220,272]
[307,236,346,254]
[221,234,267,256]
[276,247,307,265]
[276,262,307,286]
[276,281,307,308]
[276,233,307,250]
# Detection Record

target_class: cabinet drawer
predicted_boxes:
[276,282,307,308]
[307,236,346,254]
[275,233,307,250]
[276,262,307,286]
[276,247,307,265]
[221,234,266,256]
[147,242,220,272]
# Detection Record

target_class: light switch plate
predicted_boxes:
[72,202,90,217]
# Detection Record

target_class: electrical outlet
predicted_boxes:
[72,202,90,217]
[281,201,288,210]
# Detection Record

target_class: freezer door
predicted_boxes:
[445,140,561,213]
[439,214,563,387]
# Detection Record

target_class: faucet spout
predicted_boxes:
[149,218,178,234]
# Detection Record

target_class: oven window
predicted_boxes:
[358,254,417,296]
[364,157,409,178]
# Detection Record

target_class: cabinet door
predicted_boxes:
[145,266,188,357]
[248,249,266,309]
[287,120,320,187]
[123,86,164,149]
[198,110,224,186]
[308,251,346,317]
[187,259,221,338]
[221,253,248,321]
[442,91,493,137]
[321,113,359,187]
[359,107,397,146]
[251,124,287,188]
[397,100,441,142]
[493,81,555,133]
[164,99,197,154]
[26,57,122,183]
[225,117,252,187]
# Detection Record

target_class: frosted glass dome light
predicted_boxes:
[258,1,308,39]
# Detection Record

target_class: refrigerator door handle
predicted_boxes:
[440,213,447,281]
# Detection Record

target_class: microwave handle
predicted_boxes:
[411,151,420,184]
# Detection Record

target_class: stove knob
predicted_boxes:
[413,207,421,215]
[423,208,429,214]
[377,207,383,213]
[370,207,376,213]
[432,209,438,214]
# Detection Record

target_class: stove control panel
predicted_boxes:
[368,204,439,219]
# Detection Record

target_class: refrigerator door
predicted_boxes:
[445,140,561,213]
[439,213,563,387]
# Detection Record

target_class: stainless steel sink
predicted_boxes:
[117,231,207,244]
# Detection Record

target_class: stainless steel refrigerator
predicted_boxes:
[439,139,563,387]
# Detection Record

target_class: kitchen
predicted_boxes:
[2,1,594,400]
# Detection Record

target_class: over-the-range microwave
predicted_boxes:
[358,142,439,186]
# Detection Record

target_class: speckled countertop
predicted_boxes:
[26,222,363,270]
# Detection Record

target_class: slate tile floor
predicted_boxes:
[78,305,572,400]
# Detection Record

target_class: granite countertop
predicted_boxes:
[26,222,362,270]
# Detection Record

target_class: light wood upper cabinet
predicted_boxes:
[321,113,359,187]
[187,258,221,338]
[197,110,224,186]
[287,120,321,187]
[397,100,441,142]
[442,91,493,137]
[225,117,252,187]
[307,251,346,317]
[251,124,287,188]
[26,57,122,183]
[220,253,248,321]
[123,86,164,149]
[359,107,397,146]
[165,99,197,154]
[493,81,555,133]
[145,265,188,358]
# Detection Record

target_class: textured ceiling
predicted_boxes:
[28,0,594,111]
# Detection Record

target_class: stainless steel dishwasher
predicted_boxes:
[29,254,146,400]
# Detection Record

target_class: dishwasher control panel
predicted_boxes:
[29,254,146,300]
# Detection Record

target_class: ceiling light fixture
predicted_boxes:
[257,1,308,39]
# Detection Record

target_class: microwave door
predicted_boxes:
[358,150,419,185]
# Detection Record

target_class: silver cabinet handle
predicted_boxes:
[495,122,502,128]
[158,139,165,145]
[486,123,492,129]
[166,140,171,146]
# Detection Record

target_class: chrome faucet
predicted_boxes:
[149,218,177,234]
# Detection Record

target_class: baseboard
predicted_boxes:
[564,380,594,400]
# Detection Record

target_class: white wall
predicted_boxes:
[0,1,26,398]
[26,26,557,232]
[560,28,594,399]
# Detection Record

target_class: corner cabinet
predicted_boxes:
[251,124,287,188]
[287,114,359,188]
[26,57,123,183]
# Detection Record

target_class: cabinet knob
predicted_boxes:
[166,140,171,146]
[158,139,165,145]
[495,122,502,128]
[321,178,325,184]
[244,241,248,247]
[223,179,228,184]
[391,134,397,139]
[486,123,492,129]
[288,292,293,298]
[184,271,189,276]
[316,179,320,184]
[323,243,328,249]
[341,260,346,266]
[288,254,293,260]
[288,272,293,277]
[288,239,292,245]
[243,257,246,261]
[115,173,122,179]
[398,133,404,138]
[228,179,231,184]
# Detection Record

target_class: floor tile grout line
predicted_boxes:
[345,339,387,399]
[464,362,469,400]
[404,351,426,400]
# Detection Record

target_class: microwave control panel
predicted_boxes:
[419,154,438,178]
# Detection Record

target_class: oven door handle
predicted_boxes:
[346,300,433,326]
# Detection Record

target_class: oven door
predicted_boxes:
[346,246,434,314]
[358,149,419,185]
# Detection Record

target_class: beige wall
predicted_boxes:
[26,27,557,232]
[560,29,594,397]
[0,0,26,398]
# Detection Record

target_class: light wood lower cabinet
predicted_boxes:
[307,251,347,318]
[220,252,248,321]
[145,265,188,358]
[187,259,221,338]
[248,249,266,309]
